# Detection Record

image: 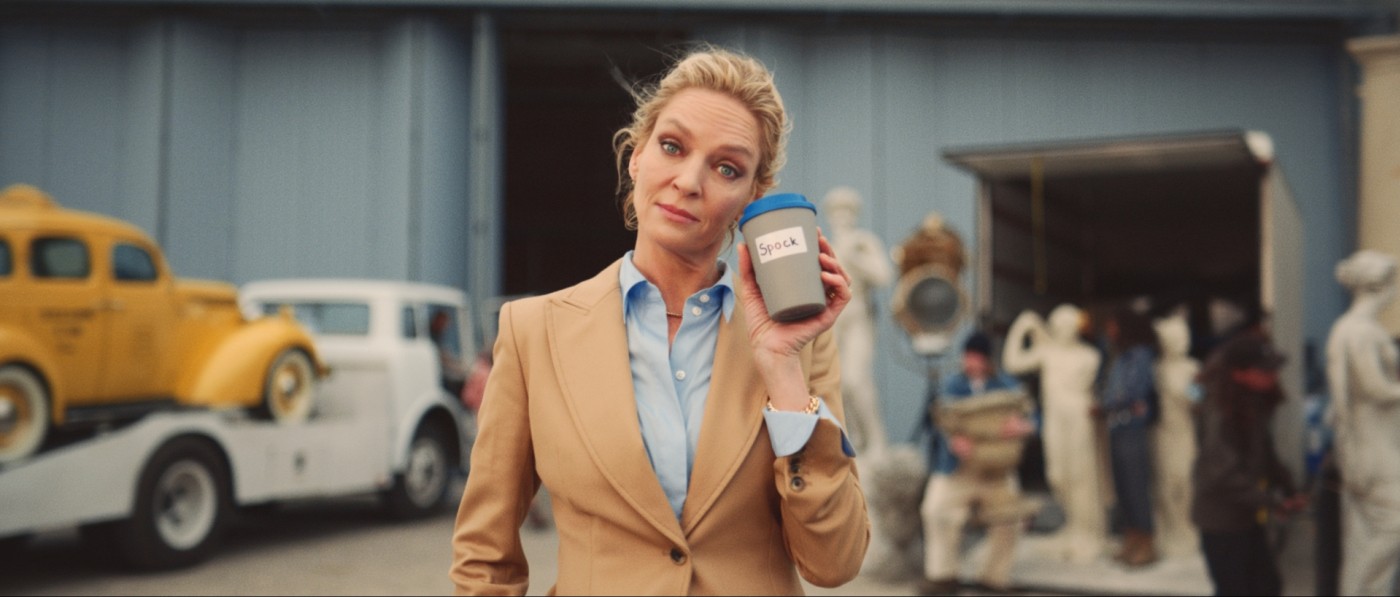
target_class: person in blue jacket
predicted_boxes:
[1094,306,1161,567]
[917,331,1034,595]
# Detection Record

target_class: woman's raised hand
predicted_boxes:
[736,229,851,361]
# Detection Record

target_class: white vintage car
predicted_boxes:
[238,279,477,518]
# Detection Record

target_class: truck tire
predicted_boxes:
[385,424,451,519]
[263,349,315,424]
[0,365,48,464]
[116,437,231,570]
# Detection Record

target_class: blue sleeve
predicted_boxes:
[764,399,857,458]
[1129,350,1157,401]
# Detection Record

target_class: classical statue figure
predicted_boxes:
[1003,305,1106,563]
[1326,249,1400,596]
[1152,310,1201,558]
[823,186,895,456]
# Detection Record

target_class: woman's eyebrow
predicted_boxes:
[659,117,756,160]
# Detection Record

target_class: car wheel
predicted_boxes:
[114,438,230,570]
[385,424,451,519]
[263,349,315,424]
[0,365,48,464]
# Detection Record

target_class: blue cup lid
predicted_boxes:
[739,193,816,228]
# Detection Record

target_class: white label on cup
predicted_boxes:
[754,226,808,264]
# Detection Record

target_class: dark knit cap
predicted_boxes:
[963,332,993,357]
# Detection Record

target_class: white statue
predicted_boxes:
[1003,305,1106,563]
[1326,249,1400,596]
[1151,310,1201,559]
[823,186,895,457]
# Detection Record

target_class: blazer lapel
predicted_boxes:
[548,261,685,545]
[681,301,766,533]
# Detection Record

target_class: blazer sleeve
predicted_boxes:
[450,302,541,596]
[772,328,872,588]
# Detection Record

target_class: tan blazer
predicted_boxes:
[450,260,870,595]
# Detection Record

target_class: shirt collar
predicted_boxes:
[619,250,735,321]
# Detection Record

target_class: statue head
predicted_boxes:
[821,186,862,230]
[1154,310,1191,359]
[1337,249,1398,306]
[1047,304,1085,343]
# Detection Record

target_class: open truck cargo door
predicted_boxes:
[944,129,1305,480]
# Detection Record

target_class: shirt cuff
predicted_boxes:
[762,398,857,458]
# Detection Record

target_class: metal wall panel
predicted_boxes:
[1,15,477,293]
[162,20,238,280]
[231,26,393,282]
[0,21,162,233]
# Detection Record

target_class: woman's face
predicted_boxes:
[629,88,761,262]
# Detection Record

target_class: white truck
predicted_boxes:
[0,279,476,570]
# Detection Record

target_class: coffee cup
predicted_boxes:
[739,193,826,322]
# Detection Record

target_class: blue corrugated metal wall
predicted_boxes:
[0,9,1362,444]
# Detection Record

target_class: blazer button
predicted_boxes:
[670,547,687,565]
[790,476,805,491]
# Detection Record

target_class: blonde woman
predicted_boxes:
[449,46,870,595]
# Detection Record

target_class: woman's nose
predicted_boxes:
[672,157,705,196]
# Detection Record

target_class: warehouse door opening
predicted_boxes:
[944,130,1305,489]
[501,26,686,296]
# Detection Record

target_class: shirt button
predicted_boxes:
[675,370,686,381]
[700,294,711,303]
[670,547,687,564]
[790,476,805,491]
[691,306,702,316]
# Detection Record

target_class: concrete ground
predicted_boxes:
[0,486,1321,596]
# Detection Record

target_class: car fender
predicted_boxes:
[0,325,68,424]
[391,389,469,474]
[177,316,325,409]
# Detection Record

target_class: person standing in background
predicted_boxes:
[1095,306,1160,568]
[917,331,1033,595]
[1191,330,1305,596]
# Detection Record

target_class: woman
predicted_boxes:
[449,46,870,595]
[1192,330,1304,596]
[1095,306,1159,567]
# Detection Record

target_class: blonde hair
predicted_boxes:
[613,45,789,230]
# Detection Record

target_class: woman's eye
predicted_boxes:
[718,164,740,178]
[660,140,681,155]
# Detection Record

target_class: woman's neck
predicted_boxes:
[631,244,722,309]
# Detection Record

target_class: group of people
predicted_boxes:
[917,304,1307,596]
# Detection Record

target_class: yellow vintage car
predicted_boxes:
[0,184,326,464]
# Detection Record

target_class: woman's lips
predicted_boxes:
[660,204,699,222]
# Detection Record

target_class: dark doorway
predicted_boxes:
[501,26,687,297]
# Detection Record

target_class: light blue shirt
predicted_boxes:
[619,252,851,519]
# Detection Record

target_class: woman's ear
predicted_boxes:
[628,148,641,180]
